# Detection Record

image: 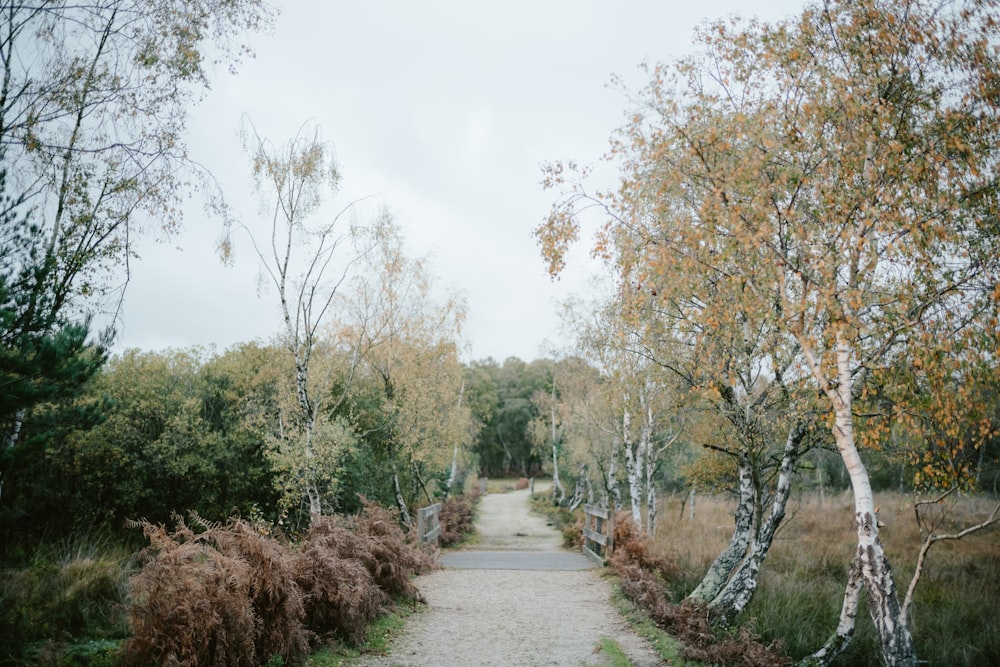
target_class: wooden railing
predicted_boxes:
[416,503,441,556]
[582,504,614,565]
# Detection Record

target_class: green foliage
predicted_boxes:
[466,357,559,477]
[2,346,283,544]
[0,536,131,665]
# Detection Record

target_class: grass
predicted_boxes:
[609,585,706,666]
[595,636,631,667]
[0,532,133,666]
[650,490,1000,666]
[306,605,417,666]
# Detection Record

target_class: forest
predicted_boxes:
[2,0,1000,666]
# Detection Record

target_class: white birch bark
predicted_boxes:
[608,435,623,512]
[689,454,754,602]
[550,381,565,504]
[621,392,643,529]
[799,328,915,665]
[709,422,804,621]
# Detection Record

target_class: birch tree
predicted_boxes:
[336,220,469,523]
[540,0,1000,663]
[236,121,381,518]
[1,0,272,330]
[0,0,271,509]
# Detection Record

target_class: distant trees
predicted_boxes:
[467,357,556,479]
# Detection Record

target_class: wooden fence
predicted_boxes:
[582,504,614,565]
[416,503,441,557]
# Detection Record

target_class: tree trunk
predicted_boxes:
[800,555,864,666]
[622,398,644,529]
[608,435,623,512]
[446,443,459,498]
[0,408,25,503]
[689,454,754,602]
[708,423,804,622]
[550,381,565,504]
[827,332,916,666]
[302,410,322,517]
[394,470,412,527]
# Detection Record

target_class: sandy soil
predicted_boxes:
[356,489,664,667]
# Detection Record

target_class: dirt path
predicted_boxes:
[357,489,663,667]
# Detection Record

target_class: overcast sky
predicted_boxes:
[112,0,806,363]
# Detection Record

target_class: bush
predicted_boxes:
[439,492,478,547]
[124,519,257,667]
[206,518,309,666]
[294,501,432,645]
[0,538,130,665]
[351,499,434,600]
[294,517,389,645]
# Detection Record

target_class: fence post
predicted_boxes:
[582,504,614,566]
[416,503,441,558]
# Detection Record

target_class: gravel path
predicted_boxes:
[357,488,663,667]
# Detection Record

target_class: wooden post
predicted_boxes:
[416,503,441,558]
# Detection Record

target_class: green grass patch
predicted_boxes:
[609,585,705,666]
[595,636,631,667]
[307,603,419,666]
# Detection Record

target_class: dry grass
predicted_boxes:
[611,512,789,666]
[649,491,1000,666]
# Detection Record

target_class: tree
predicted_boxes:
[335,220,469,522]
[235,121,381,518]
[0,172,107,506]
[0,0,272,332]
[542,144,816,627]
[539,1,1000,663]
[0,0,271,514]
[467,357,550,478]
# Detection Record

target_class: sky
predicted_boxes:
[111,0,806,363]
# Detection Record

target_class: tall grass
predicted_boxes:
[651,491,1000,666]
[0,532,132,666]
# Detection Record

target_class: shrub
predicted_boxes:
[610,512,787,666]
[205,518,309,666]
[562,517,584,549]
[294,517,388,645]
[350,499,433,601]
[611,512,680,582]
[0,539,130,664]
[124,519,257,667]
[439,492,478,547]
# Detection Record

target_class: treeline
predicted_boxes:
[0,341,478,546]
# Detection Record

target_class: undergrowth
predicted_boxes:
[0,534,132,667]
[1,498,448,667]
[652,492,1000,666]
[439,491,479,547]
[610,511,790,666]
[124,501,435,666]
